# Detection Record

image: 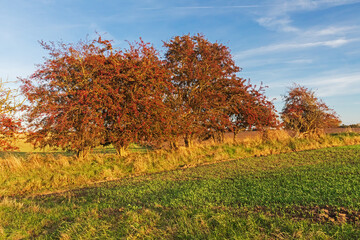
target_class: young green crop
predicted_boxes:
[1,145,360,239]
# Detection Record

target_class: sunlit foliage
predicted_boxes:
[21,34,279,155]
[164,34,278,146]
[0,79,21,151]
[281,84,341,137]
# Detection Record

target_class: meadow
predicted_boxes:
[1,131,360,239]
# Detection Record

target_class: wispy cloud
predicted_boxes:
[139,5,260,10]
[104,4,261,24]
[256,16,299,33]
[264,70,360,114]
[254,0,360,32]
[308,72,360,97]
[286,58,313,64]
[235,38,358,59]
[312,26,358,36]
[271,71,360,97]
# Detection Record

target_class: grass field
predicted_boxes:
[1,143,360,239]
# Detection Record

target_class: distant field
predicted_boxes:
[12,128,360,152]
[3,136,148,157]
[1,145,360,239]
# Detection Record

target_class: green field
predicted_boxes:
[1,145,360,239]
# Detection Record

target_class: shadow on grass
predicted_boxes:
[0,151,74,159]
[0,143,153,158]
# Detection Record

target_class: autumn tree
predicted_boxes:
[103,40,173,156]
[164,34,241,146]
[228,81,278,141]
[21,37,114,158]
[0,79,22,151]
[20,33,280,155]
[164,34,278,145]
[281,84,341,137]
[21,36,174,157]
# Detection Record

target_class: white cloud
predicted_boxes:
[140,5,260,10]
[175,5,260,9]
[314,26,357,36]
[255,0,360,32]
[306,73,360,97]
[323,38,351,47]
[256,16,299,32]
[275,0,360,12]
[235,38,357,59]
[286,58,313,64]
[268,71,360,98]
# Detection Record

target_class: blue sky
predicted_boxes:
[1,0,360,124]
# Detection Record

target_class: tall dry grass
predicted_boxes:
[1,131,360,197]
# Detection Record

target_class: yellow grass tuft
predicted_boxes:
[0,197,24,209]
[261,129,291,142]
[0,154,24,171]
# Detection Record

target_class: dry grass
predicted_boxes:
[0,153,72,172]
[1,131,360,196]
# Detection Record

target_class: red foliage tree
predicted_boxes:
[21,33,281,155]
[164,34,278,145]
[21,37,173,157]
[281,84,341,137]
[228,81,278,140]
[0,79,22,151]
[21,37,114,158]
[103,40,173,155]
[164,34,240,146]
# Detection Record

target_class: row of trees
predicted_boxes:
[0,34,340,156]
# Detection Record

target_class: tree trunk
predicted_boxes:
[213,132,224,143]
[77,146,91,160]
[211,133,216,144]
[184,135,193,147]
[170,141,178,150]
[219,132,224,143]
[233,131,237,143]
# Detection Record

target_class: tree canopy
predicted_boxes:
[19,34,280,156]
[21,37,174,157]
[21,37,114,157]
[164,34,278,146]
[103,39,173,155]
[281,84,341,137]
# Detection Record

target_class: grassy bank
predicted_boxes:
[1,145,360,239]
[1,131,360,197]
